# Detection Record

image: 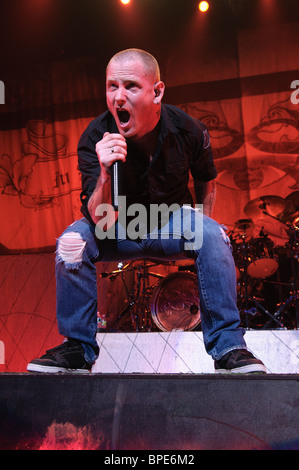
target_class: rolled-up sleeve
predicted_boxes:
[77,127,102,223]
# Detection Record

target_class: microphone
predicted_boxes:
[111,161,120,210]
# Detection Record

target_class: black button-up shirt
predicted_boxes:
[78,103,217,225]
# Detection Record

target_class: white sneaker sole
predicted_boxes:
[215,363,267,374]
[27,363,91,374]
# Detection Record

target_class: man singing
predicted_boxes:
[27,49,266,374]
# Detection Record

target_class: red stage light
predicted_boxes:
[120,0,131,5]
[198,1,209,12]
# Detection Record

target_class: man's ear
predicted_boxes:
[153,81,165,104]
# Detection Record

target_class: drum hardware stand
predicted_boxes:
[237,233,284,329]
[263,224,298,329]
[100,260,164,331]
[132,262,160,331]
[260,211,299,329]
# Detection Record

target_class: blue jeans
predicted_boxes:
[55,208,246,364]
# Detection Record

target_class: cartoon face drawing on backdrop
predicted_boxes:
[180,93,299,247]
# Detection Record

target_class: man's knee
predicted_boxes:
[56,231,87,266]
[202,218,232,252]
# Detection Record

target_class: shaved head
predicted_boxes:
[107,48,160,83]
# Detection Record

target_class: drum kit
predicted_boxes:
[99,194,298,332]
[230,194,298,330]
[99,259,201,332]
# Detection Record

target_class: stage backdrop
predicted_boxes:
[1,22,299,252]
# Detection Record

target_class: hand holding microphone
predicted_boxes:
[95,132,127,209]
[95,132,127,174]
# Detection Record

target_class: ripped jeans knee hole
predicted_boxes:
[56,232,87,268]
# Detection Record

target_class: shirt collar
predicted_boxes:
[160,103,180,136]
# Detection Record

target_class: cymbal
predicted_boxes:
[244,196,286,220]
[280,192,299,226]
[253,219,289,241]
[234,218,253,232]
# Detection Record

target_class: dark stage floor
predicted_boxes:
[0,373,298,450]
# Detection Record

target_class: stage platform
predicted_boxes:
[2,330,298,450]
[0,373,299,450]
[92,330,299,374]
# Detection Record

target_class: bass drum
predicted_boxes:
[150,271,201,332]
[247,237,278,279]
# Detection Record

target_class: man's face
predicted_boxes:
[106,58,161,140]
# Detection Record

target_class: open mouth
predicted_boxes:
[117,109,130,125]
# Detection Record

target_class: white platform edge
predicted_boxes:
[92,330,299,374]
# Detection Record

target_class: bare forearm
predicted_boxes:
[194,179,216,217]
[88,173,116,227]
[202,180,216,217]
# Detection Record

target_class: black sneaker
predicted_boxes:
[214,349,267,374]
[27,339,93,374]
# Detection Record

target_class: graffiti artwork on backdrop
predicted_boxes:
[180,100,299,245]
[248,97,299,155]
[245,96,299,242]
[0,119,81,210]
[179,103,244,160]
